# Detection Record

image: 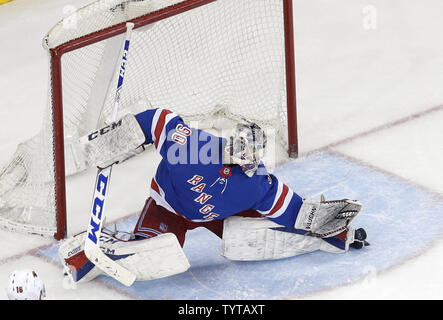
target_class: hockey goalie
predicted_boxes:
[59,108,370,284]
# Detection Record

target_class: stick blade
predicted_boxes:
[84,247,136,287]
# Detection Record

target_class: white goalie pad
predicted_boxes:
[221,217,350,261]
[59,232,190,283]
[107,233,190,281]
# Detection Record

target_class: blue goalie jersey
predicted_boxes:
[134,108,303,228]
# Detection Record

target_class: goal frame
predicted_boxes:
[48,0,298,240]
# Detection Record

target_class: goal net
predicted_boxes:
[0,0,297,239]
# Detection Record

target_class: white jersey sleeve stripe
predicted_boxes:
[150,109,163,146]
[257,180,284,215]
[266,190,294,219]
[156,112,178,152]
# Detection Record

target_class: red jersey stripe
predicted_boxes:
[265,184,289,216]
[151,178,160,195]
[154,109,173,148]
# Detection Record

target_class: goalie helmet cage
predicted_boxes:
[0,0,298,240]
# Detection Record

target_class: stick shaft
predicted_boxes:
[84,23,136,286]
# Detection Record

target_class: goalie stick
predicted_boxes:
[84,22,137,287]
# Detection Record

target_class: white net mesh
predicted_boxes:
[0,0,291,237]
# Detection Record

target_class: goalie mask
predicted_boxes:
[226,119,267,177]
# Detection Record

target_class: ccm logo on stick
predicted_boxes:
[88,120,123,141]
[87,171,109,244]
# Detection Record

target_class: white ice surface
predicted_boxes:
[1,0,443,300]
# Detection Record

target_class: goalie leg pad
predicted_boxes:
[107,233,191,281]
[221,216,354,261]
[59,235,102,283]
[59,231,190,283]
